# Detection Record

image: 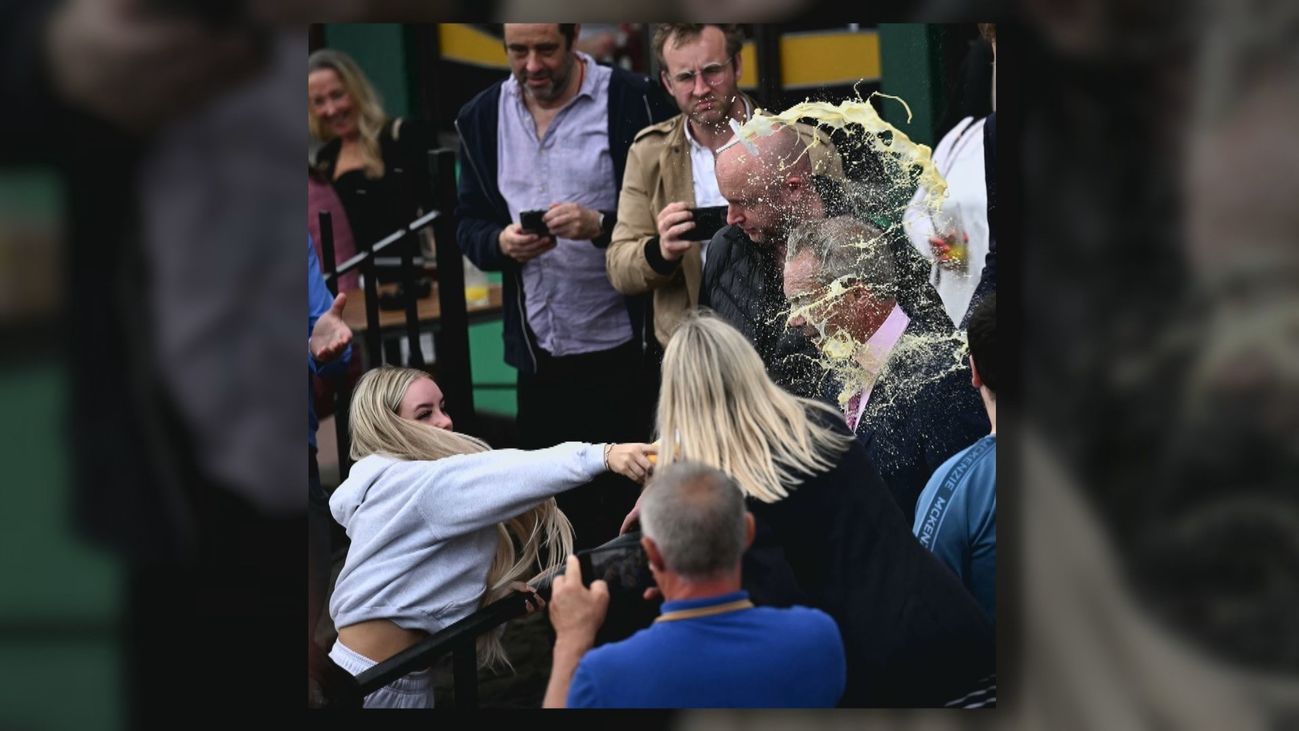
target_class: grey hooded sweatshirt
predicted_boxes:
[328,442,606,637]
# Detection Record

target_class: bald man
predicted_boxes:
[697,123,840,399]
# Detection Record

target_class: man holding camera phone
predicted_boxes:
[544,463,846,708]
[606,24,758,349]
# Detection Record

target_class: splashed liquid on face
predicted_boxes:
[729,95,971,430]
[734,94,950,215]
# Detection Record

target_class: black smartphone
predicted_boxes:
[687,205,729,241]
[579,532,652,591]
[530,532,652,602]
[519,210,552,237]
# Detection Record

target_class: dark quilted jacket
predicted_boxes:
[697,225,834,402]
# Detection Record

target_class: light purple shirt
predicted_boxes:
[497,54,630,357]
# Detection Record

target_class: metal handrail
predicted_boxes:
[313,147,478,481]
[315,533,653,708]
[326,209,442,282]
[320,589,533,709]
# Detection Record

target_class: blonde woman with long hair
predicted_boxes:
[327,366,653,708]
[308,49,430,275]
[650,312,994,707]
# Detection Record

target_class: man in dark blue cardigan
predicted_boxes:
[454,23,674,549]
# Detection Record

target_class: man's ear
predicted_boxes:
[743,512,756,550]
[970,354,983,389]
[641,535,665,572]
[660,70,673,97]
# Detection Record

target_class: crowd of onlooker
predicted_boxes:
[308,22,998,708]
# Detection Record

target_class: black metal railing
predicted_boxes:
[313,532,655,709]
[316,588,535,709]
[315,147,478,480]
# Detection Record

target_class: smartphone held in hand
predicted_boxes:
[687,205,728,241]
[520,210,552,237]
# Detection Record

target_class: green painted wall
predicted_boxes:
[0,170,121,730]
[469,318,515,416]
[0,365,122,731]
[878,24,945,148]
[324,25,517,417]
[323,24,412,118]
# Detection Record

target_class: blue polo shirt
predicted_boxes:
[567,591,845,708]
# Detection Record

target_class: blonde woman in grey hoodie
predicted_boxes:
[327,366,654,708]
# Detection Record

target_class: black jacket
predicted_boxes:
[312,117,433,253]
[453,66,675,373]
[855,317,991,520]
[697,224,833,401]
[697,215,986,519]
[743,407,995,706]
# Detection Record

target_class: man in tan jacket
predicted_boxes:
[606,24,757,349]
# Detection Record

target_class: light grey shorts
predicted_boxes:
[329,639,435,708]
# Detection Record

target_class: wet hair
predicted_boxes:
[786,215,897,302]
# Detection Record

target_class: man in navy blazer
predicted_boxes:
[784,215,990,521]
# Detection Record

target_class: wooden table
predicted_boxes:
[341,282,504,335]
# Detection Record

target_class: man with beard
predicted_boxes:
[454,24,674,549]
[606,24,756,350]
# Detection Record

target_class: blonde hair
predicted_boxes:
[657,312,854,503]
[348,366,573,669]
[308,49,388,179]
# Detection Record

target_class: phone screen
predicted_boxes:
[578,533,650,590]
[531,532,651,600]
[688,206,728,241]
[520,210,551,237]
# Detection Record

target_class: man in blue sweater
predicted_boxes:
[913,293,997,622]
[544,462,846,708]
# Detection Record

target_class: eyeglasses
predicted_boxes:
[664,59,732,89]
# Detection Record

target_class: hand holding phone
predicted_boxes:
[499,223,555,263]
[656,201,695,261]
[545,555,610,653]
[576,532,653,593]
[520,209,552,237]
[686,205,728,242]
